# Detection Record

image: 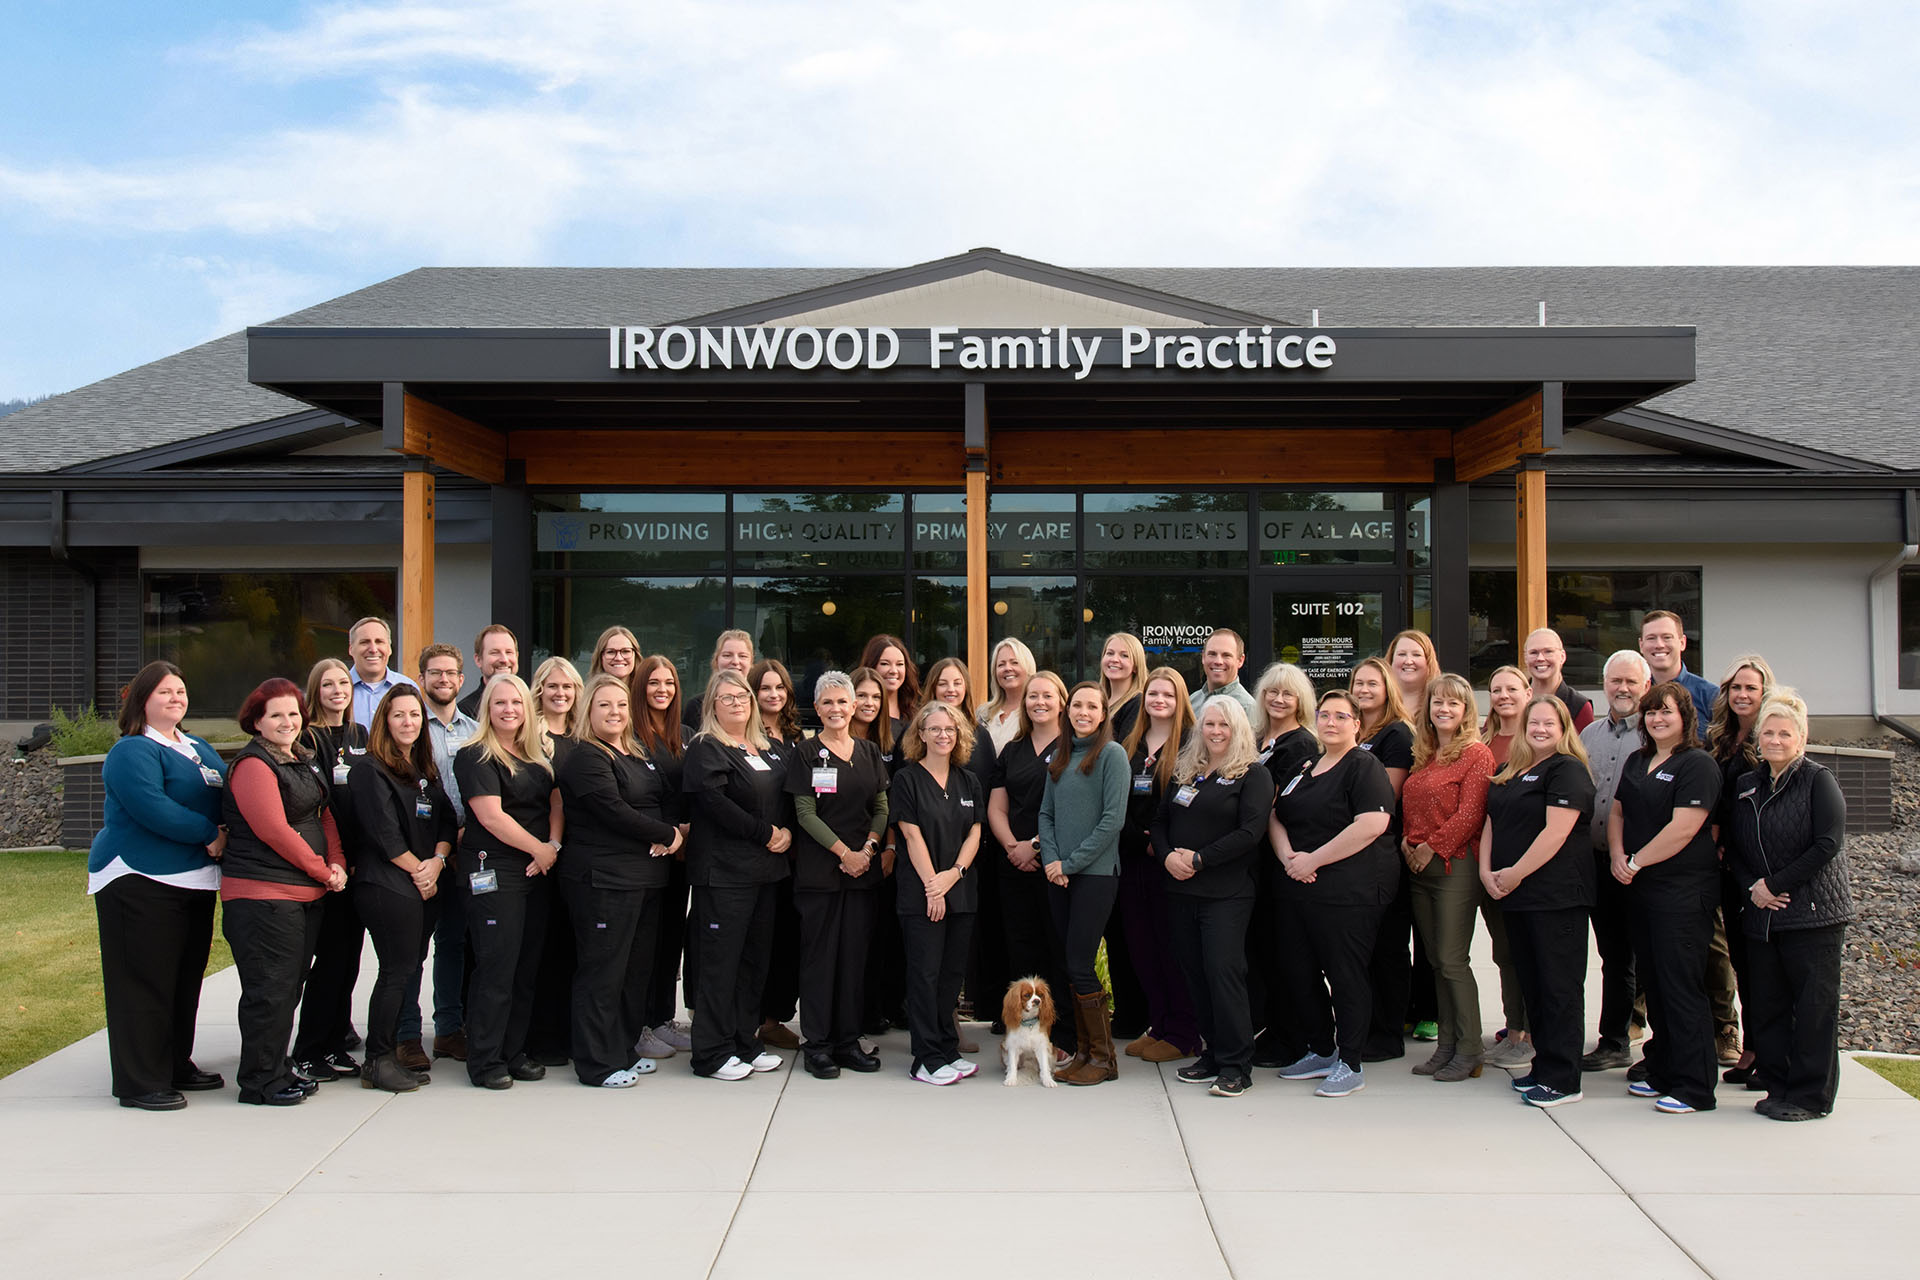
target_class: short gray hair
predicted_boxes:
[814,670,854,701]
[1603,650,1651,682]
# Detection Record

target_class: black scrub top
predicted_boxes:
[967,724,998,797]
[307,720,369,827]
[555,742,680,891]
[1271,749,1398,906]
[454,745,557,884]
[1484,752,1597,912]
[1149,765,1276,900]
[1109,693,1141,745]
[1615,745,1720,900]
[1125,731,1187,835]
[785,736,889,892]
[890,759,983,915]
[645,722,691,823]
[682,735,793,887]
[1257,727,1318,792]
[989,734,1063,842]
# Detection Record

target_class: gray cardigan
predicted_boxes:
[1037,736,1131,877]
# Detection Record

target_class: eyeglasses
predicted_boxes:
[603,648,636,659]
[923,725,958,737]
[423,667,462,680]
[1316,710,1356,722]
[713,692,752,705]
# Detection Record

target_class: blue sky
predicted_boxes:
[3,0,1916,402]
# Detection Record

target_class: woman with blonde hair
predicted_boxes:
[1402,673,1495,1082]
[683,629,755,729]
[453,674,561,1089]
[1386,629,1441,715]
[531,656,585,759]
[927,655,1001,1046]
[528,654,586,1068]
[1247,661,1319,1067]
[1707,653,1778,1078]
[1481,665,1530,767]
[980,637,1037,752]
[1098,632,1150,742]
[747,656,804,1048]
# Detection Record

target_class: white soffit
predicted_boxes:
[762,269,1199,327]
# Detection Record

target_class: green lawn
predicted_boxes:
[1857,1055,1920,1101]
[0,850,232,1080]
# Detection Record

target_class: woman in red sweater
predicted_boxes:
[220,678,348,1105]
[1401,673,1494,1082]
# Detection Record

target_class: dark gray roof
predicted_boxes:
[5,260,1915,474]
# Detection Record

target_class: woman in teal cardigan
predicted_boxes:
[1038,682,1131,1085]
[88,661,230,1110]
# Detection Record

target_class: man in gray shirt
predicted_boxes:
[1577,649,1649,1070]
[1189,628,1259,722]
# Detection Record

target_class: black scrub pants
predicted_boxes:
[1588,851,1637,1047]
[1504,905,1588,1095]
[690,882,777,1075]
[1280,895,1385,1070]
[761,877,803,1026]
[965,850,1009,1025]
[465,877,551,1083]
[355,881,438,1060]
[94,876,215,1099]
[795,886,878,1053]
[1630,889,1719,1111]
[1168,892,1255,1080]
[900,908,976,1073]
[223,897,325,1098]
[1744,922,1845,1115]
[1364,865,1415,1059]
[526,881,575,1061]
[997,859,1075,1053]
[1047,873,1120,995]
[561,877,659,1085]
[646,858,691,1025]
[1247,857,1302,1061]
[293,888,363,1062]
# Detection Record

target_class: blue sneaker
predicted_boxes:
[1627,1080,1661,1098]
[1509,1071,1538,1093]
[1522,1084,1582,1108]
[1278,1052,1338,1080]
[1653,1094,1697,1114]
[1314,1061,1365,1097]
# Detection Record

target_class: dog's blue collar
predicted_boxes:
[1019,1014,1041,1027]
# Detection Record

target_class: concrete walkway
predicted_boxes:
[7,949,1917,1279]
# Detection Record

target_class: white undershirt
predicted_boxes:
[87,726,223,895]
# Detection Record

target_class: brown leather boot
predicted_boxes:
[1060,991,1117,1085]
[1057,997,1090,1076]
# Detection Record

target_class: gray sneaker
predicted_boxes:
[1486,1036,1536,1070]
[1278,1051,1339,1080]
[658,1021,694,1051]
[633,1027,676,1059]
[1315,1061,1365,1097]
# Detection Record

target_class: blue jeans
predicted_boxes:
[396,875,467,1040]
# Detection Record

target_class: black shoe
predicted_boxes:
[1581,1043,1632,1072]
[508,1054,547,1082]
[1510,1071,1538,1093]
[989,1020,1007,1036]
[1360,1041,1405,1063]
[1626,1058,1650,1083]
[359,1054,421,1093]
[1208,1074,1250,1097]
[238,1084,307,1106]
[863,1015,891,1036]
[1760,1100,1819,1121]
[323,1051,361,1078]
[172,1066,224,1092]
[343,1023,363,1050]
[474,1070,514,1090]
[1176,1059,1219,1084]
[1722,1064,1754,1084]
[833,1047,882,1073]
[805,1051,841,1079]
[293,1057,338,1083]
[120,1090,187,1111]
[533,1050,570,1068]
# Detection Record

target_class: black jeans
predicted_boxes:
[94,876,215,1098]
[795,887,878,1053]
[293,887,363,1061]
[355,881,438,1060]
[1280,894,1385,1070]
[1744,923,1845,1115]
[1588,851,1637,1045]
[1168,892,1255,1079]
[223,897,325,1096]
[1505,906,1589,1094]
[1631,889,1719,1110]
[1047,872,1120,995]
[690,883,777,1074]
[561,877,659,1085]
[900,908,976,1072]
[465,878,552,1081]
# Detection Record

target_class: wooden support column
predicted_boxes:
[1516,460,1548,642]
[402,461,436,678]
[964,383,990,706]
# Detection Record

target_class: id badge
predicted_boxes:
[198,764,224,789]
[1132,772,1153,795]
[415,795,435,819]
[1281,774,1303,797]
[1173,784,1199,808]
[745,754,772,772]
[812,766,839,793]
[469,868,498,895]
[333,761,351,786]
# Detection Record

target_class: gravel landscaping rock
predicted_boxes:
[1,750,61,849]
[1829,737,1920,1054]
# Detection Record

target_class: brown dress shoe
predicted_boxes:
[758,1019,802,1051]
[395,1039,432,1072]
[433,1030,468,1061]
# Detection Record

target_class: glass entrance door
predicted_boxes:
[1259,578,1397,691]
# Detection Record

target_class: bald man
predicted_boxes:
[1523,628,1594,731]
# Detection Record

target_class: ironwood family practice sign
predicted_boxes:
[608,325,1337,379]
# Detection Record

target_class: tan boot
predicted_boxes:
[1060,991,1118,1085]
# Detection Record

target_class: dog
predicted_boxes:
[1000,977,1058,1087]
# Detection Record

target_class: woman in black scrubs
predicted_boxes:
[1271,689,1398,1098]
[454,674,563,1090]
[891,701,985,1085]
[633,655,694,1058]
[1119,667,1199,1063]
[926,656,999,1049]
[556,674,682,1088]
[786,670,890,1078]
[851,665,908,1034]
[1247,661,1319,1068]
[860,633,921,743]
[749,657,804,1050]
[349,686,457,1093]
[292,657,369,1080]
[986,670,1076,1059]
[683,668,794,1080]
[1098,632,1149,744]
[1609,681,1721,1114]
[1351,656,1416,1062]
[1481,697,1595,1108]
[1152,697,1275,1098]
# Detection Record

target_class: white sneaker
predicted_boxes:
[628,1057,659,1075]
[600,1067,642,1088]
[748,1051,783,1072]
[659,1021,694,1051]
[912,1062,960,1086]
[709,1056,753,1081]
[632,1027,676,1059]
[948,1057,979,1079]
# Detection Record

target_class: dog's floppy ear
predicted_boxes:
[1002,980,1026,1032]
[1034,981,1056,1032]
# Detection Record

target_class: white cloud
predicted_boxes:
[163,255,341,337]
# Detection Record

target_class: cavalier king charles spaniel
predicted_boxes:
[1000,977,1058,1087]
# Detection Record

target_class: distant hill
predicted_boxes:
[0,397,49,419]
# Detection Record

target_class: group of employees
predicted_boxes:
[88,610,1851,1120]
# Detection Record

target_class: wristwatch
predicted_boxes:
[1626,856,1640,873]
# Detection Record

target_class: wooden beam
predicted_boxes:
[991,428,1448,486]
[1516,463,1547,642]
[513,429,966,487]
[964,384,989,706]
[402,392,506,484]
[1453,392,1544,482]
[401,466,436,677]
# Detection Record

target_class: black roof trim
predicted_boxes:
[1598,405,1885,472]
[676,248,1280,328]
[58,407,364,475]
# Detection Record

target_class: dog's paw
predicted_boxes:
[1040,1075,1059,1087]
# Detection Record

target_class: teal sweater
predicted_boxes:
[1038,736,1130,877]
[87,734,226,878]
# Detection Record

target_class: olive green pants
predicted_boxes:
[1409,857,1484,1056]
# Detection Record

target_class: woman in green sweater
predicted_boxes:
[1038,682,1131,1085]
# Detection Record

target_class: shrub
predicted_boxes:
[49,705,117,758]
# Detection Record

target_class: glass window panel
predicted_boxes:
[911,494,969,572]
[733,577,907,687]
[533,576,725,678]
[533,492,726,573]
[1258,490,1397,566]
[735,492,904,572]
[988,576,1080,681]
[1467,568,1702,689]
[912,576,967,671]
[1083,491,1247,570]
[988,492,1077,572]
[1408,495,1432,569]
[1268,586,1387,690]
[1902,567,1920,690]
[1086,576,1248,695]
[144,571,396,715]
